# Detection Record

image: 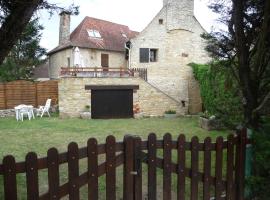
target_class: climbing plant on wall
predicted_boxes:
[190,62,243,128]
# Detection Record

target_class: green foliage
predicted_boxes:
[0,18,46,82]
[247,120,270,200]
[190,62,243,128]
[165,110,176,114]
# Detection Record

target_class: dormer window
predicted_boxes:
[87,29,102,38]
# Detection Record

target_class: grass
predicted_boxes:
[0,116,230,199]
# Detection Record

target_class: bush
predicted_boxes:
[165,110,176,114]
[189,62,243,128]
[247,119,270,200]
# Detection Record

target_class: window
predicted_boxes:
[139,48,158,63]
[67,57,70,67]
[150,49,158,62]
[159,19,164,24]
[87,29,102,38]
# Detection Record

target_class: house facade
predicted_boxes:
[57,0,210,118]
[129,0,210,113]
[48,12,137,79]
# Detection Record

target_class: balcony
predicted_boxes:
[60,67,147,81]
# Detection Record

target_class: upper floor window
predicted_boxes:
[140,48,158,63]
[87,29,102,38]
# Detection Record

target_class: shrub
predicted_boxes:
[247,119,270,200]
[189,62,243,128]
[165,110,176,114]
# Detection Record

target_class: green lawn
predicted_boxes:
[0,116,230,199]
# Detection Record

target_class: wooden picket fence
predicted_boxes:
[0,130,247,200]
[0,80,58,109]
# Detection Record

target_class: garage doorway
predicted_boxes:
[91,89,133,119]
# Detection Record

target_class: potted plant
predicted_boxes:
[164,110,177,118]
[199,111,222,131]
[80,105,91,119]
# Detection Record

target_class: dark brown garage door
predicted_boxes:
[91,89,133,119]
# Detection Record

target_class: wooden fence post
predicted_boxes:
[133,136,142,200]
[163,133,172,200]
[3,83,7,109]
[3,155,17,200]
[123,135,135,200]
[26,152,39,200]
[106,135,116,200]
[88,138,98,200]
[68,142,79,200]
[35,83,38,108]
[47,148,59,200]
[177,134,186,200]
[191,136,199,200]
[236,129,247,200]
[148,133,157,200]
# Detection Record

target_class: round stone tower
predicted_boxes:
[164,0,194,32]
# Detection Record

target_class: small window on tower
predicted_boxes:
[159,19,163,24]
[67,57,70,67]
[150,49,158,62]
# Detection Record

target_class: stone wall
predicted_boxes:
[0,109,15,118]
[49,48,127,79]
[130,4,210,114]
[58,77,185,118]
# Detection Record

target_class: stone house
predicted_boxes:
[129,0,210,114]
[47,12,138,79]
[56,0,210,118]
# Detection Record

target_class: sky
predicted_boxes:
[37,0,219,52]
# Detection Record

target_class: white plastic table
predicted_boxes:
[14,105,35,121]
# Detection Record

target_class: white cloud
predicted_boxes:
[39,0,219,51]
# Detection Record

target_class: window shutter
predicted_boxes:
[140,48,149,63]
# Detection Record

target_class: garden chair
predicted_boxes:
[19,106,32,121]
[37,99,51,118]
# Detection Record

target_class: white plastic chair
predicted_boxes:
[19,107,32,121]
[37,99,52,117]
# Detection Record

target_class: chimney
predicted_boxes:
[163,0,168,6]
[165,0,194,31]
[59,11,71,45]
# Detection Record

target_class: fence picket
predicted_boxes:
[106,136,116,200]
[3,155,17,200]
[47,148,59,200]
[134,136,142,200]
[88,138,98,200]
[123,135,134,200]
[68,142,79,200]
[236,130,247,200]
[148,133,157,200]
[177,134,186,200]
[226,135,234,200]
[191,136,199,200]
[203,137,211,200]
[163,133,172,200]
[26,152,39,200]
[215,137,223,200]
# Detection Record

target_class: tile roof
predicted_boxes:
[48,17,138,55]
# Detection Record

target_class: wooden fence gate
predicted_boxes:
[0,130,247,200]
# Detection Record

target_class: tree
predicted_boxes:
[203,0,270,129]
[0,18,46,81]
[0,0,79,65]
